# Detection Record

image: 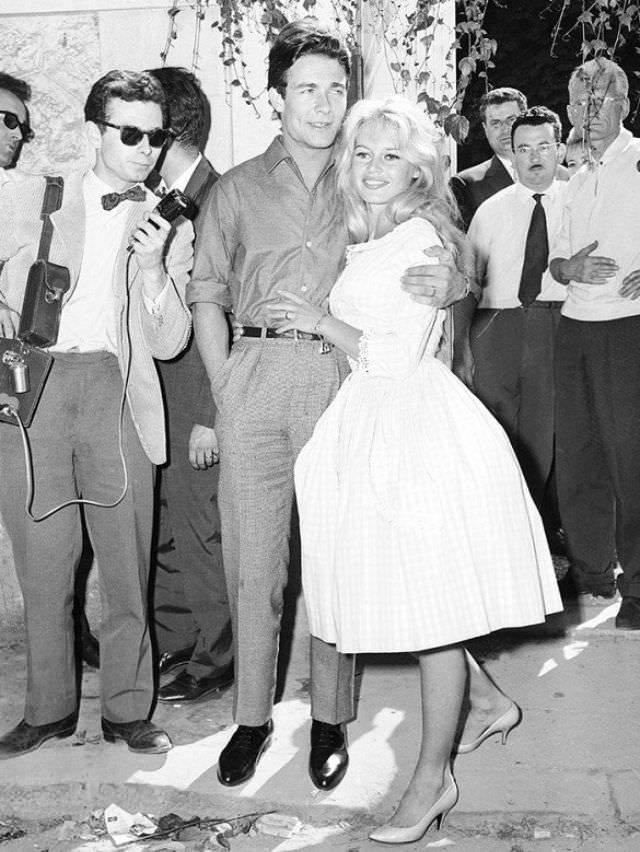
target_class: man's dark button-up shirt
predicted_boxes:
[187,136,348,322]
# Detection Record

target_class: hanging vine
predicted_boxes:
[158,0,640,139]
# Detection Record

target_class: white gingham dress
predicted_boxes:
[294,217,562,654]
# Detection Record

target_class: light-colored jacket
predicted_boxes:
[0,171,193,464]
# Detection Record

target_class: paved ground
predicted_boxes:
[1,576,639,852]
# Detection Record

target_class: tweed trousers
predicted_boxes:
[0,352,155,725]
[214,337,355,727]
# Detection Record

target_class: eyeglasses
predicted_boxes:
[0,110,33,142]
[569,95,624,112]
[514,142,559,157]
[92,119,169,148]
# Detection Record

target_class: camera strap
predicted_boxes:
[36,176,64,262]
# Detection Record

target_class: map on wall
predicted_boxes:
[0,14,101,175]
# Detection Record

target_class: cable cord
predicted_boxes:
[2,251,139,521]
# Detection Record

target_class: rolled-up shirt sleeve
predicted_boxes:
[186,180,235,309]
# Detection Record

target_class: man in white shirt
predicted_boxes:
[0,70,193,758]
[146,67,233,704]
[549,58,640,628]
[469,106,567,532]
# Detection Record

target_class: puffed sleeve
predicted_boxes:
[356,218,446,379]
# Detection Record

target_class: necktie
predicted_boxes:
[518,193,548,307]
[101,184,146,211]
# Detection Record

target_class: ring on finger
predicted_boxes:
[285,310,293,320]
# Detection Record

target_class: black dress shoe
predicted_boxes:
[217,720,273,786]
[0,713,77,759]
[616,596,640,630]
[158,664,234,703]
[157,646,196,676]
[309,719,348,791]
[101,718,172,754]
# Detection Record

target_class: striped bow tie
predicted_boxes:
[101,185,146,211]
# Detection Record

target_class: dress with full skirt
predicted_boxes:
[294,217,563,654]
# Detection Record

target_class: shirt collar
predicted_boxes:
[496,154,516,179]
[599,127,633,165]
[86,169,149,212]
[263,135,336,177]
[169,152,202,192]
[513,179,561,204]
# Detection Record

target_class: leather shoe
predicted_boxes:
[101,718,172,754]
[309,719,348,791]
[616,596,640,630]
[158,664,234,703]
[0,713,77,759]
[217,720,273,786]
[157,646,195,676]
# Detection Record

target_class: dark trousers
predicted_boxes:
[0,352,154,725]
[555,315,640,597]
[153,404,232,679]
[471,305,560,510]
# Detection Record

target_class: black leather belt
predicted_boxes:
[523,301,563,309]
[239,326,323,341]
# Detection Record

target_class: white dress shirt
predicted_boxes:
[551,128,640,321]
[53,171,137,353]
[469,180,568,309]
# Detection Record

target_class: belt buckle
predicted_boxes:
[319,339,332,355]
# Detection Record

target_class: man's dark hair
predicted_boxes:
[147,66,207,150]
[84,69,168,130]
[267,19,351,96]
[0,71,31,104]
[478,87,527,123]
[511,105,562,145]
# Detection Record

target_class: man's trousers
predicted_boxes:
[471,304,561,510]
[153,405,232,679]
[214,337,355,727]
[555,315,640,597]
[0,352,154,725]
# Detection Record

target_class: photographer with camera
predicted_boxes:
[0,69,193,759]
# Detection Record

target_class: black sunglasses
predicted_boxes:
[0,110,33,142]
[92,119,169,148]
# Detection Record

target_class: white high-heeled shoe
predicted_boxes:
[456,701,522,755]
[369,768,459,845]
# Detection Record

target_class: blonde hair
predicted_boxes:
[335,96,471,275]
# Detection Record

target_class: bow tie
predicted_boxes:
[101,185,146,211]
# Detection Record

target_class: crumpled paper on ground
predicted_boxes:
[104,803,158,847]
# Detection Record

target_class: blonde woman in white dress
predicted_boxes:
[268,97,562,845]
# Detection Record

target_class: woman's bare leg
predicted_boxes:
[388,644,465,828]
[457,649,515,745]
